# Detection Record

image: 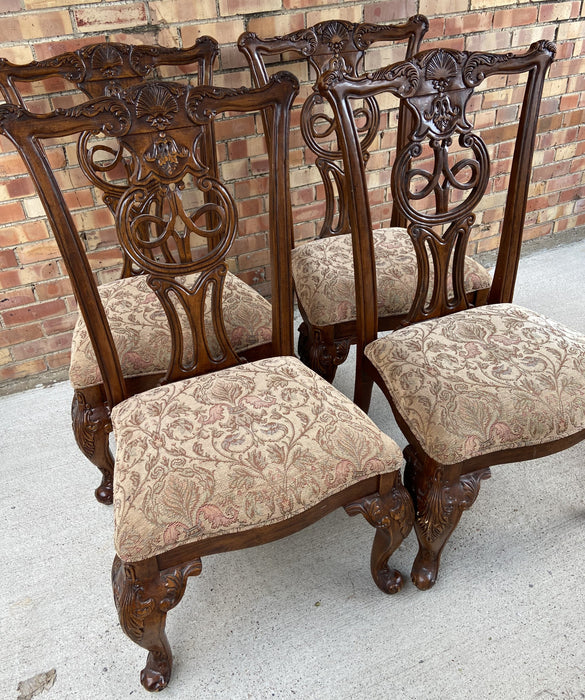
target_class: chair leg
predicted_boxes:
[71,389,115,504]
[345,471,414,594]
[297,321,350,383]
[404,446,491,591]
[352,364,374,413]
[112,555,202,692]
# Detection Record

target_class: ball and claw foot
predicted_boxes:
[374,567,405,595]
[95,478,113,505]
[410,549,440,591]
[141,653,171,692]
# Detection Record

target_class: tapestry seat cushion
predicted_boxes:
[111,356,403,562]
[365,303,585,465]
[291,228,492,327]
[69,272,272,389]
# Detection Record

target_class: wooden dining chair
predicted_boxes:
[239,16,492,382]
[0,40,278,505]
[0,71,414,691]
[317,41,585,591]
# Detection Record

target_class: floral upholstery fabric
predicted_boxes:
[291,228,492,327]
[69,272,272,389]
[365,303,585,465]
[111,356,403,562]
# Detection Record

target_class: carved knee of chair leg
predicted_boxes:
[71,389,114,504]
[112,556,202,692]
[404,446,490,590]
[310,328,351,383]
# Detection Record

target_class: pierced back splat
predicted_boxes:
[318,42,556,345]
[0,40,220,276]
[239,16,429,238]
[0,72,299,406]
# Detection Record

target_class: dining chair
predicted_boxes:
[0,71,414,690]
[239,16,492,382]
[316,40,585,591]
[0,40,278,504]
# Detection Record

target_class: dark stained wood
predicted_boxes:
[1,69,414,691]
[239,17,431,381]
[319,41,571,590]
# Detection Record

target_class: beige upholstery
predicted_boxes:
[291,228,492,327]
[111,356,404,562]
[365,303,585,465]
[69,272,272,388]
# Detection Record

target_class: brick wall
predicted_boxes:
[0,0,583,393]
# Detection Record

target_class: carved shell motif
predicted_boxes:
[320,21,350,55]
[135,83,179,131]
[425,50,458,92]
[91,44,124,79]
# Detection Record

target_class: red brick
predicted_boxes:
[86,248,123,270]
[236,197,265,220]
[231,233,268,258]
[0,219,49,247]
[494,6,538,29]
[237,213,269,237]
[563,109,585,128]
[363,0,418,23]
[47,350,71,370]
[294,201,327,224]
[2,176,36,200]
[0,261,60,289]
[2,298,67,326]
[42,311,77,335]
[538,1,581,22]
[0,324,43,349]
[0,200,25,225]
[0,153,30,178]
[0,249,18,269]
[0,287,36,311]
[74,4,147,33]
[0,11,72,42]
[214,115,257,143]
[35,277,73,302]
[0,358,47,383]
[545,172,582,193]
[446,13,493,35]
[559,94,580,111]
[234,175,269,200]
[238,249,270,272]
[11,332,73,362]
[16,240,61,265]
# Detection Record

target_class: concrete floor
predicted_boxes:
[2,239,585,699]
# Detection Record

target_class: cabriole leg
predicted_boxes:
[404,446,491,591]
[345,471,414,594]
[71,389,114,504]
[112,555,202,692]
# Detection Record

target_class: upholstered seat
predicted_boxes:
[70,272,272,388]
[112,356,403,562]
[292,228,492,327]
[365,304,585,465]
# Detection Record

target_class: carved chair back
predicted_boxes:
[0,39,220,275]
[318,42,556,353]
[238,16,428,238]
[0,73,299,409]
